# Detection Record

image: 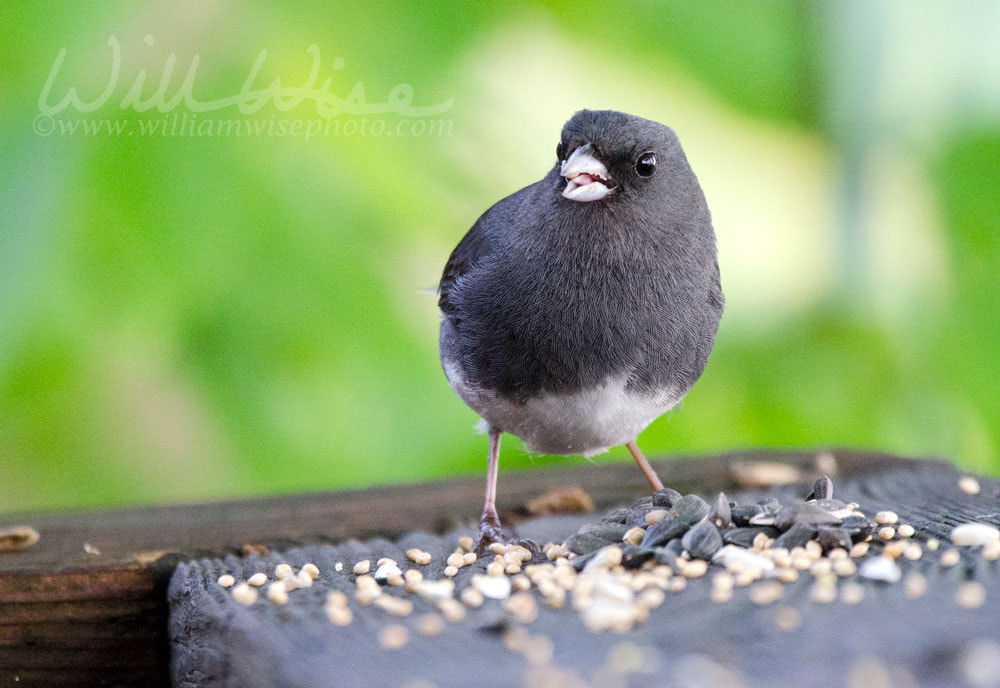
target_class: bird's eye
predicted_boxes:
[635,152,657,177]
[556,141,566,161]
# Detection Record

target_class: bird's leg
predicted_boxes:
[626,440,665,492]
[475,427,509,552]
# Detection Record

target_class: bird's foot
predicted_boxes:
[474,512,540,557]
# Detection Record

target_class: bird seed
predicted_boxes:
[247,573,267,587]
[378,624,410,650]
[217,574,235,588]
[958,476,981,495]
[353,560,371,575]
[231,582,257,605]
[875,511,899,525]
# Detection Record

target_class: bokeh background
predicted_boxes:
[2,1,999,514]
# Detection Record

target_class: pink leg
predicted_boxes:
[475,428,506,551]
[626,440,664,491]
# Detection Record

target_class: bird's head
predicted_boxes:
[556,110,690,205]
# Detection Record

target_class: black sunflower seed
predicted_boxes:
[815,528,852,551]
[600,507,630,524]
[565,532,610,555]
[682,520,723,560]
[652,487,683,508]
[806,475,834,501]
[773,523,817,549]
[774,503,843,531]
[722,526,782,548]
[621,545,656,569]
[731,504,764,527]
[709,492,732,529]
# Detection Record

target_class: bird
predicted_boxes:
[438,109,724,549]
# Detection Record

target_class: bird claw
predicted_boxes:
[474,514,541,557]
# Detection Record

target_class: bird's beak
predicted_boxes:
[561,143,614,202]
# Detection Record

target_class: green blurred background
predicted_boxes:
[2,1,998,514]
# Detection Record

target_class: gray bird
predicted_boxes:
[439,109,723,548]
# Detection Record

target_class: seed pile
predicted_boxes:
[213,475,999,643]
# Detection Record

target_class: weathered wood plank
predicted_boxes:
[0,449,939,687]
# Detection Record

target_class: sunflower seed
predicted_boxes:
[774,523,816,550]
[775,503,842,531]
[806,475,834,501]
[641,517,690,548]
[730,504,764,527]
[652,487,682,508]
[565,533,611,555]
[709,493,732,529]
[722,527,781,548]
[815,528,852,551]
[682,520,723,560]
[600,507,630,524]
[621,545,656,570]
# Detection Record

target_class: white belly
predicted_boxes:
[444,362,683,457]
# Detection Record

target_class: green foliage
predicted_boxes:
[0,1,996,513]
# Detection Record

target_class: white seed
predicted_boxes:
[623,526,645,546]
[378,624,410,650]
[463,552,477,566]
[875,511,899,525]
[416,613,445,636]
[941,549,961,567]
[267,582,288,605]
[833,559,857,577]
[376,557,396,568]
[473,573,512,600]
[749,582,783,605]
[407,549,432,566]
[897,524,915,538]
[325,603,352,626]
[458,536,475,552]
[777,567,799,584]
[951,523,1000,547]
[295,571,313,588]
[983,539,1000,561]
[958,476,981,495]
[275,564,293,579]
[413,579,455,601]
[327,590,348,606]
[773,606,801,631]
[926,538,940,550]
[460,586,484,607]
[488,543,506,555]
[247,573,267,587]
[584,545,623,572]
[849,542,870,558]
[217,574,235,588]
[443,565,458,578]
[810,582,837,603]
[682,559,708,578]
[446,552,466,569]
[375,595,414,616]
[840,582,865,605]
[437,597,466,623]
[505,563,522,575]
[512,574,531,592]
[301,563,320,579]
[645,509,668,525]
[903,544,923,561]
[956,581,986,609]
[334,562,344,572]
[231,583,257,605]
[504,593,538,623]
[353,560,371,575]
[374,562,403,582]
[486,561,505,577]
[878,527,896,541]
[859,556,901,583]
[713,545,775,573]
[903,572,927,599]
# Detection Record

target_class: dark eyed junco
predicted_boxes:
[439,110,724,548]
